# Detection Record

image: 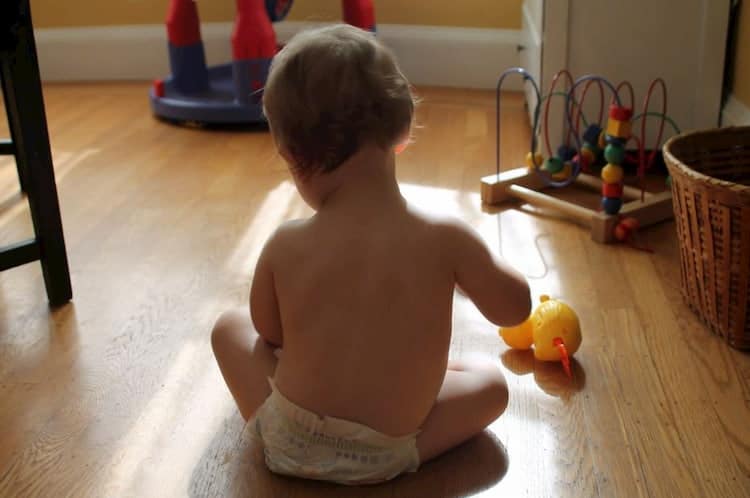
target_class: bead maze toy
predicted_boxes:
[481,68,681,243]
[500,295,582,378]
[149,0,376,125]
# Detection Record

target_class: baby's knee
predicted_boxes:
[481,365,509,418]
[211,309,252,351]
[489,372,509,417]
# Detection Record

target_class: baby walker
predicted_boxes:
[149,0,376,124]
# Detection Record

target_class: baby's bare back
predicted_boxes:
[271,205,456,436]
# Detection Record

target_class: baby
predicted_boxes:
[211,24,531,485]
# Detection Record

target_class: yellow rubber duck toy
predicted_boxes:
[500,295,582,378]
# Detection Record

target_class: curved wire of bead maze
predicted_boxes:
[481,68,676,244]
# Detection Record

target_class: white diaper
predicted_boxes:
[255,379,420,485]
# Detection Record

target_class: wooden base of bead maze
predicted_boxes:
[481,168,674,243]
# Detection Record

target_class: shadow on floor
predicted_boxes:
[189,414,508,497]
[501,349,586,399]
[155,117,270,134]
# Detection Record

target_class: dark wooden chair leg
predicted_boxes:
[1,77,28,193]
[0,0,71,306]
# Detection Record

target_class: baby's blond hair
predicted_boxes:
[263,24,414,176]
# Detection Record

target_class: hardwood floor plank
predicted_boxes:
[1,83,749,497]
[622,247,749,497]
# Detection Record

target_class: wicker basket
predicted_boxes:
[663,127,750,349]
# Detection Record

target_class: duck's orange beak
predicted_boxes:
[553,337,571,378]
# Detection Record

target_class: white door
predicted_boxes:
[524,0,729,147]
[519,0,544,126]
[520,0,570,153]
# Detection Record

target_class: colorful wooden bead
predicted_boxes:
[572,154,588,172]
[582,140,597,150]
[598,130,607,149]
[543,157,565,174]
[601,163,624,183]
[525,151,544,169]
[604,143,625,164]
[583,124,603,146]
[552,161,573,181]
[614,224,629,241]
[605,134,627,146]
[606,118,632,140]
[621,217,639,229]
[601,182,624,198]
[614,217,640,241]
[609,104,634,122]
[601,196,623,214]
[557,145,576,161]
[580,145,596,166]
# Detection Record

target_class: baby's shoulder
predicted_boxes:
[263,219,311,256]
[406,205,475,243]
[272,218,309,238]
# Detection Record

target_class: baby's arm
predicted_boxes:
[249,231,283,347]
[445,220,531,326]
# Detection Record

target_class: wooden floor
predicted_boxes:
[0,84,749,498]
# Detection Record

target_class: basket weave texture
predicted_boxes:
[663,127,750,349]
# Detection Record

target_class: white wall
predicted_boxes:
[35,22,523,91]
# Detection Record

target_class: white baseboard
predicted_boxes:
[34,22,522,90]
[721,94,750,126]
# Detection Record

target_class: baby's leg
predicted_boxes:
[211,308,278,421]
[416,355,509,463]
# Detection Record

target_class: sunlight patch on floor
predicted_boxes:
[105,342,218,496]
[496,210,564,300]
[487,380,567,498]
[400,182,563,300]
[400,182,494,237]
[50,147,100,184]
[0,147,99,231]
[140,356,235,497]
[226,180,300,273]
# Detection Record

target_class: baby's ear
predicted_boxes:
[277,145,295,166]
[398,123,412,143]
[393,125,411,154]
